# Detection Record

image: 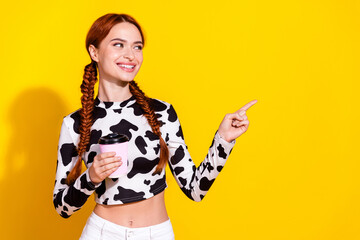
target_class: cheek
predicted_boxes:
[101,49,120,61]
[136,54,143,65]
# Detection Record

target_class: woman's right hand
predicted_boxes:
[88,152,122,185]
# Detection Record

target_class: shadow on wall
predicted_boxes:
[0,88,95,239]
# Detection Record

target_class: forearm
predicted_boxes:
[170,131,236,202]
[53,168,99,218]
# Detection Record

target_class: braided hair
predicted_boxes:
[66,14,168,185]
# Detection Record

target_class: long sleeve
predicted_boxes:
[165,104,236,202]
[53,118,101,218]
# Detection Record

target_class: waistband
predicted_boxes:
[88,211,172,234]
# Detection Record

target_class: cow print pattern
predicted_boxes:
[53,95,236,218]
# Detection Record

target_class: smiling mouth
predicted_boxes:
[117,64,135,69]
[117,63,136,72]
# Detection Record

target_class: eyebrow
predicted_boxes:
[110,38,143,45]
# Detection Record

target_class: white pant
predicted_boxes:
[79,212,175,240]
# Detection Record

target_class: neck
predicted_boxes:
[98,78,133,102]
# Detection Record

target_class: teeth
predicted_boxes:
[119,64,135,69]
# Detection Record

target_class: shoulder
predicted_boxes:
[149,98,171,112]
[150,98,179,125]
[149,98,178,117]
[62,108,81,134]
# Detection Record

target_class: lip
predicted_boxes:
[116,62,136,72]
[116,62,136,66]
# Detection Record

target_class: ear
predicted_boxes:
[88,44,99,62]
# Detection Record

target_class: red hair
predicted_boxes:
[66,13,168,185]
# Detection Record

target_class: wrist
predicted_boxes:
[217,131,230,143]
[86,168,101,188]
[216,130,235,144]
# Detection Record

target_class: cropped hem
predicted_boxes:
[95,183,167,205]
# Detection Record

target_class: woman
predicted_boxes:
[53,13,257,239]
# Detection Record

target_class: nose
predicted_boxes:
[123,47,135,61]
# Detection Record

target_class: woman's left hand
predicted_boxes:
[217,99,258,142]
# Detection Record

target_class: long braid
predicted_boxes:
[129,80,169,174]
[66,61,98,185]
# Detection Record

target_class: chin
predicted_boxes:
[121,77,136,82]
[117,74,137,82]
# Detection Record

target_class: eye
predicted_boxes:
[114,43,124,47]
[134,45,143,50]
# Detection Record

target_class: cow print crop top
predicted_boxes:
[53,95,236,218]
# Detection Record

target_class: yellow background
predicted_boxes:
[1,0,359,239]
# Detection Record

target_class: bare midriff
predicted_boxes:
[93,191,169,228]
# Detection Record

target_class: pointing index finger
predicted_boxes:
[238,99,257,112]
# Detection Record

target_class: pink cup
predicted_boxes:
[98,133,129,178]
